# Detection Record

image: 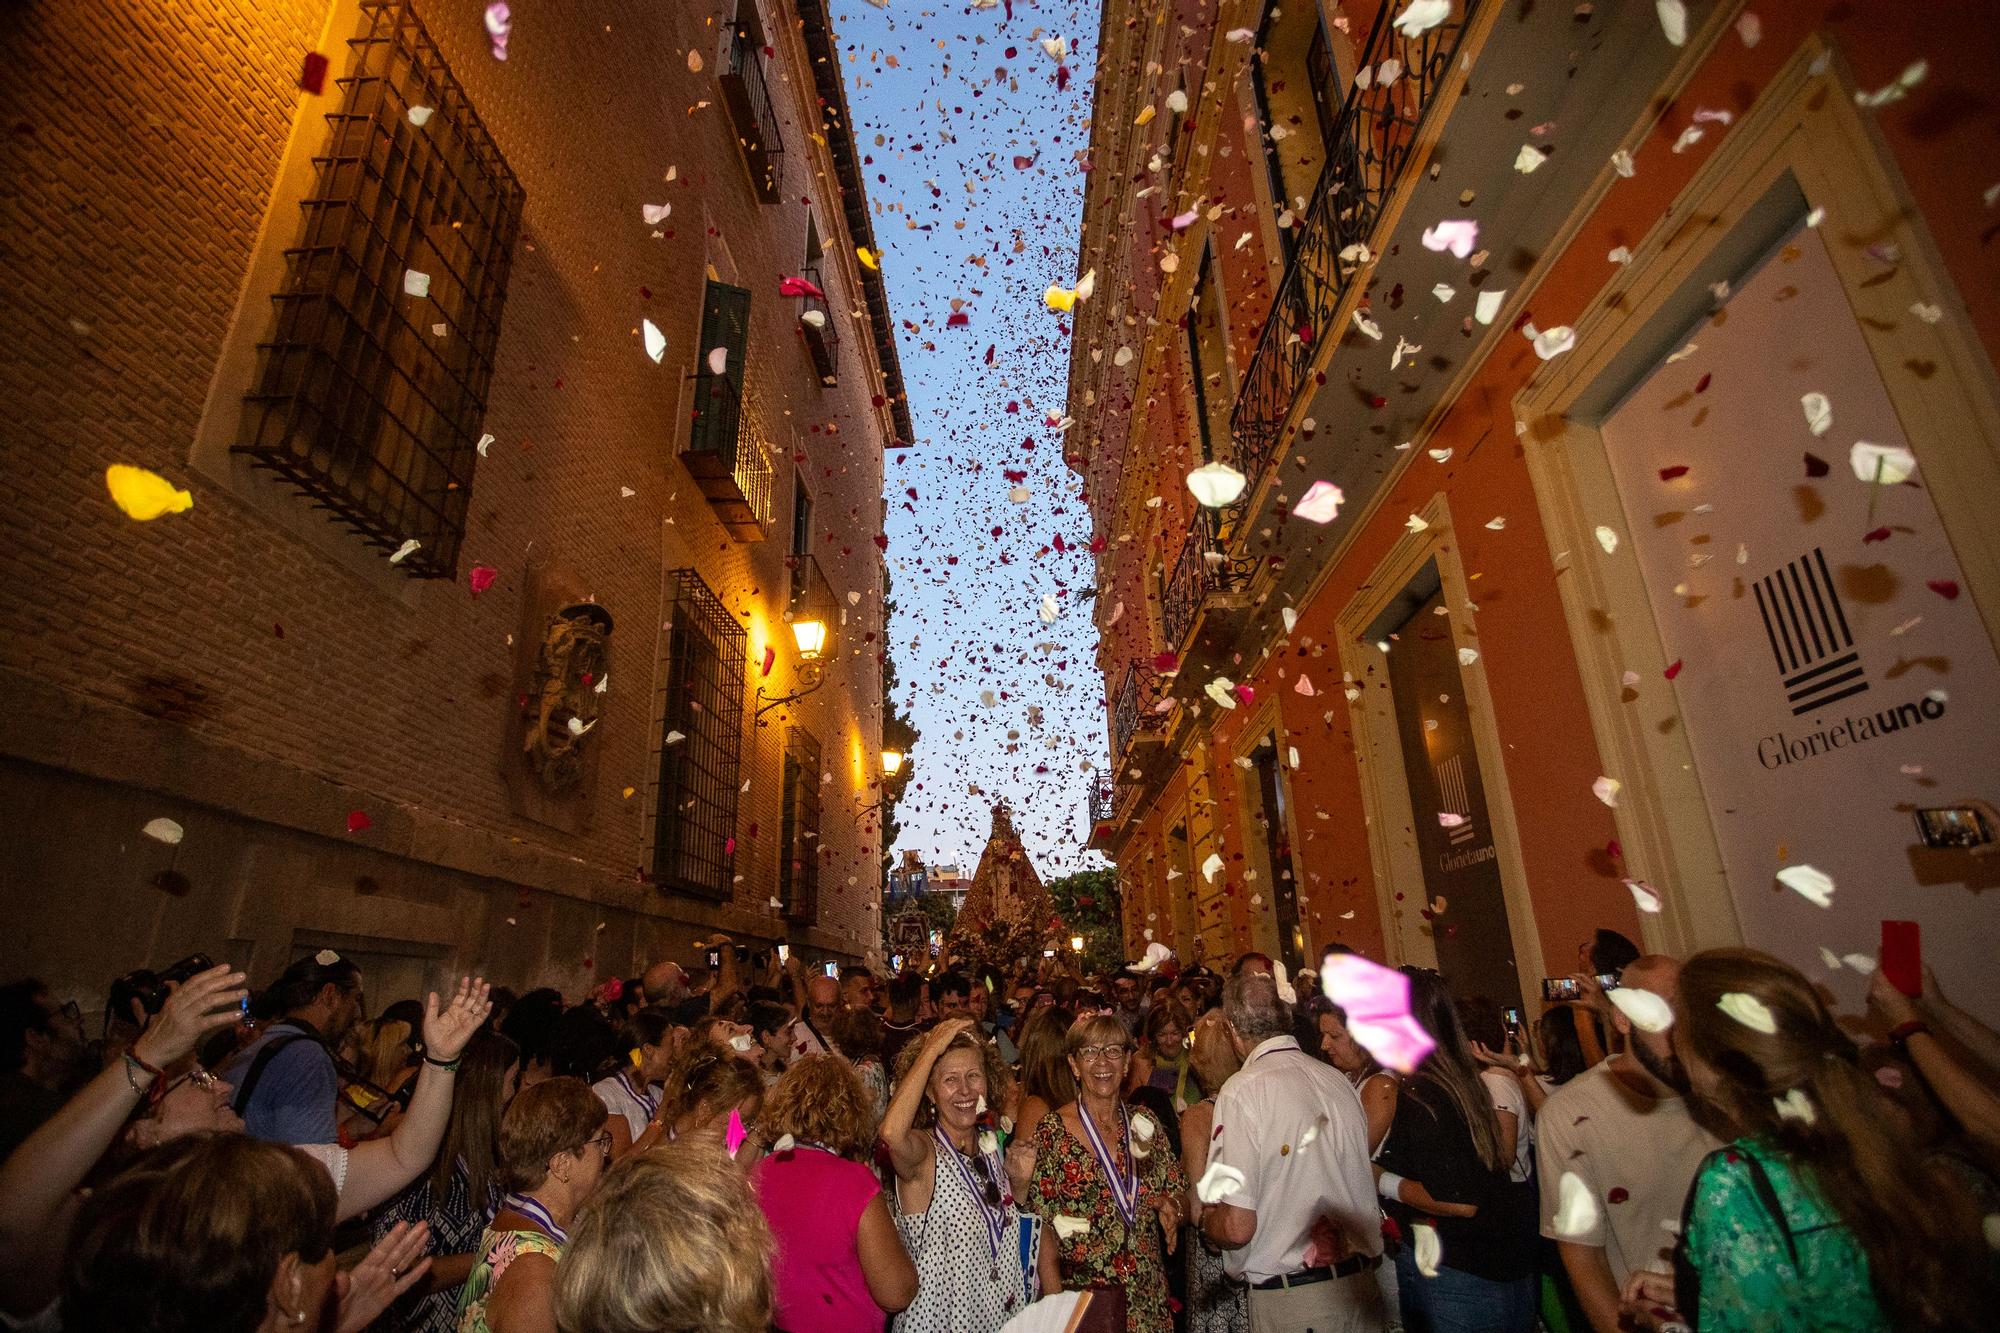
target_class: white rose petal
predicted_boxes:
[142,817,185,845]
[389,538,421,564]
[642,319,667,364]
[1657,0,1688,47]
[1201,852,1225,883]
[1294,480,1345,524]
[641,203,671,225]
[1801,392,1832,437]
[1530,324,1578,359]
[1187,461,1248,507]
[1553,1171,1601,1238]
[1392,1,1451,38]
[1595,525,1620,555]
[1515,144,1550,174]
[1850,440,1917,485]
[1608,987,1675,1034]
[407,106,434,127]
[1194,1160,1245,1204]
[1718,992,1777,1034]
[1625,880,1663,914]
[402,269,431,299]
[1775,863,1835,908]
[1593,776,1622,807]
[1053,1215,1092,1239]
[1414,1222,1442,1276]
[1773,1089,1816,1125]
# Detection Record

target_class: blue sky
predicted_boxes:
[829,0,1108,876]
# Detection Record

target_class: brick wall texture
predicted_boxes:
[0,0,897,998]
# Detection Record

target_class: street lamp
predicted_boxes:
[1070,934,1084,953]
[790,617,828,660]
[881,748,905,778]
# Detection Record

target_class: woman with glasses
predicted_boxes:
[1023,1013,1188,1333]
[456,1076,611,1333]
[882,1017,1058,1333]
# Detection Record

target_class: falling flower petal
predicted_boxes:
[469,564,497,596]
[1553,1172,1601,1238]
[1657,0,1688,46]
[1201,852,1225,882]
[1775,863,1835,908]
[346,810,372,835]
[856,246,879,271]
[707,347,728,376]
[1610,148,1636,178]
[1413,1223,1442,1276]
[1515,144,1550,174]
[389,538,421,564]
[641,203,671,225]
[1593,776,1622,807]
[1850,441,1916,485]
[1530,324,1578,359]
[142,817,184,845]
[1188,461,1248,507]
[1608,987,1675,1033]
[1194,1160,1245,1203]
[1052,1215,1091,1239]
[105,465,193,521]
[1801,392,1832,437]
[1038,594,1060,623]
[403,269,431,299]
[1594,525,1620,555]
[1855,60,1928,108]
[1321,954,1435,1073]
[642,319,666,364]
[1718,992,1777,1034]
[1421,219,1479,258]
[1773,1089,1816,1124]
[1625,879,1663,913]
[1294,480,1345,524]
[408,105,434,127]
[1392,0,1451,38]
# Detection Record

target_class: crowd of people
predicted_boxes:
[2,926,1998,1332]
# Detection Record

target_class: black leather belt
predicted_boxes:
[1249,1254,1380,1290]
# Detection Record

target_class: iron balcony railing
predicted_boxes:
[1110,660,1167,766]
[681,371,772,536]
[1160,507,1258,655]
[796,260,839,384]
[1088,781,1115,829]
[720,16,785,202]
[1226,0,1481,509]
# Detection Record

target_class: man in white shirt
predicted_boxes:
[1202,972,1387,1333]
[1536,955,1721,1332]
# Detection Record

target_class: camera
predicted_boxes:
[107,953,215,1023]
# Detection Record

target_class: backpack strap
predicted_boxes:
[1675,1144,1801,1319]
[1737,1146,1802,1271]
[232,1033,313,1115]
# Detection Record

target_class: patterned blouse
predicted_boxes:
[369,1161,496,1333]
[455,1226,563,1333]
[1025,1107,1187,1333]
[1678,1138,1889,1332]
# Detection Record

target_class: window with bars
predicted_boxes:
[719,1,785,202]
[681,280,771,538]
[236,0,524,579]
[779,727,822,923]
[653,569,747,900]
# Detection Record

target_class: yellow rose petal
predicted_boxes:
[105,465,193,521]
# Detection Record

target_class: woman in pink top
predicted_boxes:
[752,1053,918,1333]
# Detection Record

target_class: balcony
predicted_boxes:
[795,261,839,386]
[1085,781,1116,853]
[1160,508,1259,660]
[680,371,772,541]
[1111,661,1171,768]
[1227,0,1482,526]
[718,15,784,202]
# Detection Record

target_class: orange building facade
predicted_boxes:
[1072,0,2000,1019]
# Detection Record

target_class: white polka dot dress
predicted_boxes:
[893,1141,1027,1333]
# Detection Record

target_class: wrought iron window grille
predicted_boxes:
[653,568,747,901]
[236,0,524,579]
[719,7,785,202]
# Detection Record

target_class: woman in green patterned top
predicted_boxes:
[456,1077,610,1333]
[1618,948,1998,1332]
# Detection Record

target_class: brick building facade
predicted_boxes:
[1074,0,2000,1019]
[0,0,910,1008]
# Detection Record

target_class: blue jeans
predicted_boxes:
[1393,1246,1536,1333]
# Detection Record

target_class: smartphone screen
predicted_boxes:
[1501,1006,1524,1030]
[1542,976,1582,1003]
[776,944,789,963]
[822,961,839,978]
[1881,920,1921,997]
[1042,949,1056,959]
[1914,806,1994,850]
[705,949,722,971]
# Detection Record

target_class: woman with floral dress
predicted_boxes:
[455,1077,610,1333]
[1025,1013,1188,1333]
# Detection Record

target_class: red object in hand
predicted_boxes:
[299,52,329,94]
[1880,920,1922,997]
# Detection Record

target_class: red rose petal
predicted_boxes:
[1658,465,1690,481]
[1803,452,1829,478]
[1663,659,1683,680]
[346,810,372,834]
[1608,1186,1630,1204]
[299,52,329,94]
[1927,579,1960,600]
[468,564,497,595]
[1862,527,1892,544]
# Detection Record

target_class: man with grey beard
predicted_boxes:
[1534,955,1721,1333]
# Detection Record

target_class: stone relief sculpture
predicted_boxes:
[521,601,613,793]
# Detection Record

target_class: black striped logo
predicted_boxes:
[1753,548,1868,717]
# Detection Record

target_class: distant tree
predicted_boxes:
[879,566,919,875]
[1047,867,1122,974]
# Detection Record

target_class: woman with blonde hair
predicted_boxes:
[883,1019,1059,1332]
[553,1145,772,1333]
[656,1039,766,1165]
[1023,1013,1186,1333]
[752,1053,916,1330]
[1622,948,2000,1332]
[1179,1009,1247,1333]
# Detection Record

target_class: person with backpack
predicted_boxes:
[219,951,365,1144]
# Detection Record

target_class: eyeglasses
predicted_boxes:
[1076,1043,1131,1063]
[585,1131,613,1160]
[151,1065,218,1109]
